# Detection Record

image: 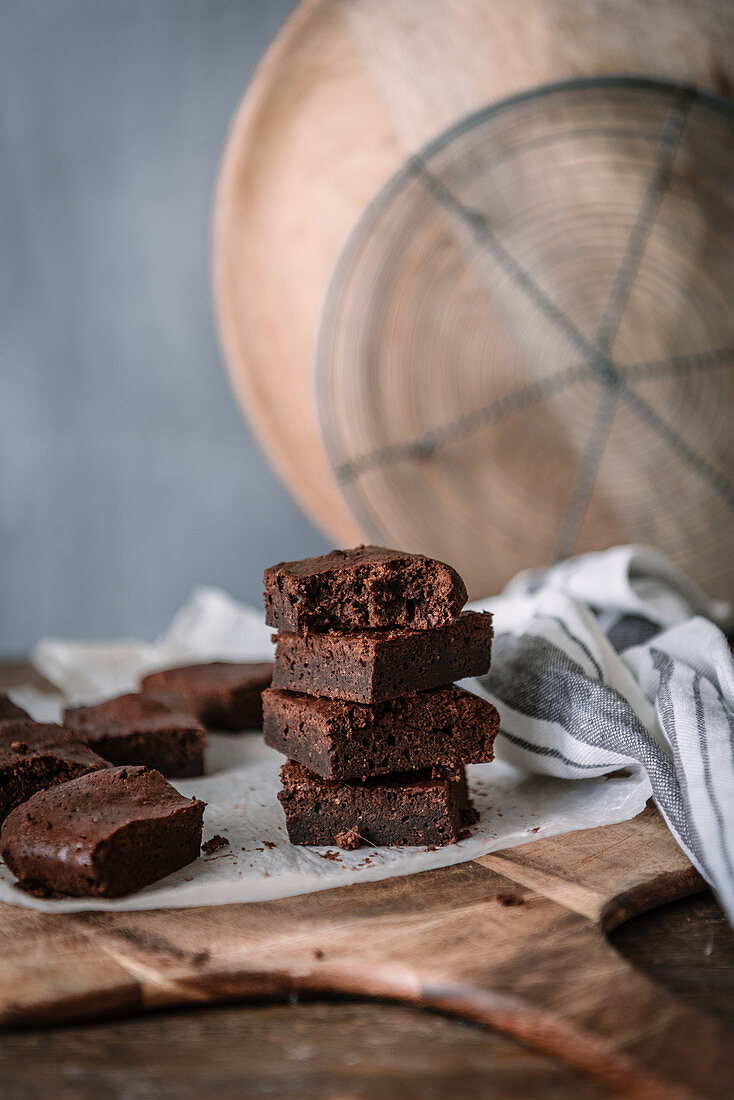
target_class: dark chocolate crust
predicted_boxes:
[264,546,468,632]
[272,611,493,703]
[263,685,498,779]
[140,661,273,731]
[0,694,31,724]
[278,761,477,849]
[0,765,205,898]
[64,693,207,778]
[0,722,110,823]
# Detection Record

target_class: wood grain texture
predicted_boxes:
[212,0,734,597]
[0,806,730,1098]
[479,801,705,931]
[0,1000,617,1100]
[610,892,734,1023]
[2,891,732,1100]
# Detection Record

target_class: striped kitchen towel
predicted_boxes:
[471,545,734,923]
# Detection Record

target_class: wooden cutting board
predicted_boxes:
[2,805,731,1099]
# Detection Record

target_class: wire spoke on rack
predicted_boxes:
[335,361,592,482]
[553,386,620,560]
[593,88,693,354]
[623,344,734,383]
[408,155,598,364]
[620,386,734,507]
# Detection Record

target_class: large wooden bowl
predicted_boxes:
[213,0,734,598]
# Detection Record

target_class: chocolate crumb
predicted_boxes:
[335,828,361,851]
[318,849,341,861]
[495,892,524,907]
[202,834,229,854]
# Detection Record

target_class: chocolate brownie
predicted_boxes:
[278,760,477,848]
[263,685,498,779]
[64,693,207,778]
[1,765,205,898]
[0,722,110,823]
[0,694,31,723]
[272,611,493,703]
[264,546,468,632]
[140,661,273,731]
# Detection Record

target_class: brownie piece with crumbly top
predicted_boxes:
[0,722,110,823]
[264,545,467,633]
[263,685,498,779]
[1,765,205,898]
[278,760,477,849]
[272,611,493,704]
[140,661,273,731]
[64,693,207,778]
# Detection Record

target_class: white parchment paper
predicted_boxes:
[0,587,650,912]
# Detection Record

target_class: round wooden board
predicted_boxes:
[213,0,734,597]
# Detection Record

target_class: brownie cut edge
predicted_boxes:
[0,722,110,823]
[264,545,468,632]
[262,685,499,779]
[64,692,207,778]
[272,611,493,703]
[278,761,477,849]
[0,765,205,898]
[140,661,273,731]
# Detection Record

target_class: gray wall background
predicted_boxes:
[0,0,331,655]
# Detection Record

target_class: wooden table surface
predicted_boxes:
[1,663,732,1099]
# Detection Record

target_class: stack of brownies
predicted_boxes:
[262,546,499,849]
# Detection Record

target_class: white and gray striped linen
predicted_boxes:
[469,545,734,924]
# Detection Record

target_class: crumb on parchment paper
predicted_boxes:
[202,834,230,855]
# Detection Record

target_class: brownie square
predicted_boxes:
[272,611,493,703]
[263,685,499,779]
[278,760,477,849]
[140,661,273,731]
[0,694,31,724]
[0,722,110,823]
[264,545,467,632]
[1,765,205,898]
[64,693,207,778]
